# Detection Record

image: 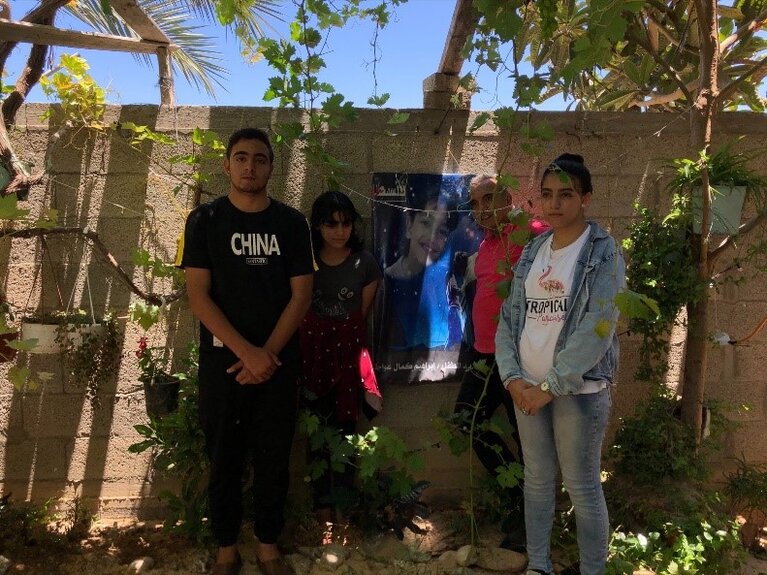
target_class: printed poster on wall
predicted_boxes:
[371,173,483,384]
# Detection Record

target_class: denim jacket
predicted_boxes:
[495,221,625,396]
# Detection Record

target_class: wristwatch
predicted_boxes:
[540,380,551,394]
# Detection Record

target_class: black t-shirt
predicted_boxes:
[181,196,314,359]
[312,250,381,318]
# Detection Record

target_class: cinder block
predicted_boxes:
[369,134,454,173]
[67,436,152,483]
[0,437,67,481]
[0,392,25,443]
[109,393,159,436]
[322,133,372,175]
[21,393,89,438]
[731,344,767,380]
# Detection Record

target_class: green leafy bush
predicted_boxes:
[299,410,427,536]
[622,201,705,384]
[725,457,767,548]
[609,395,711,485]
[607,489,744,575]
[128,344,209,543]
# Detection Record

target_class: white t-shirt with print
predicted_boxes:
[519,227,604,394]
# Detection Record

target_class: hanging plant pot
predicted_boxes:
[143,374,181,419]
[21,319,104,354]
[692,185,747,235]
[0,331,19,363]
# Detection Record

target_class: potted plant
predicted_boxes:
[135,336,181,418]
[668,141,766,234]
[58,311,120,407]
[20,309,121,405]
[21,309,106,355]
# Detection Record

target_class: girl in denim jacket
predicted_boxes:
[495,154,625,575]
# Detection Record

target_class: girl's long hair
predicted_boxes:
[309,191,364,258]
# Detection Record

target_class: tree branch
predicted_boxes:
[709,210,767,266]
[3,40,52,126]
[718,54,767,104]
[0,105,46,197]
[720,10,767,53]
[0,0,69,196]
[628,80,698,108]
[0,0,69,72]
[0,226,186,306]
[643,7,697,56]
[625,24,696,107]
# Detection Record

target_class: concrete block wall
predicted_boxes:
[1,105,766,518]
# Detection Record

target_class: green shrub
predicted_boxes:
[622,201,704,384]
[607,503,744,575]
[609,395,712,485]
[299,410,427,537]
[128,344,209,543]
[725,456,767,548]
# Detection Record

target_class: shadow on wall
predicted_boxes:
[0,106,196,517]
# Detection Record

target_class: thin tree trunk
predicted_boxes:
[682,289,708,439]
[682,0,720,443]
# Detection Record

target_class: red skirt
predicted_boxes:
[299,310,380,423]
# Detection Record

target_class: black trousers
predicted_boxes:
[454,348,524,501]
[199,349,298,546]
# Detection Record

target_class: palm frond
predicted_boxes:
[64,0,283,97]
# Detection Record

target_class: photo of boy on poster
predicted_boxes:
[371,173,482,383]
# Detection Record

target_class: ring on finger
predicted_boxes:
[521,408,529,415]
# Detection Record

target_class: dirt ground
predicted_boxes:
[1,508,766,575]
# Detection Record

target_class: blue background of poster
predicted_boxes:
[371,173,483,384]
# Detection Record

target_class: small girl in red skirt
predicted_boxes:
[300,191,382,523]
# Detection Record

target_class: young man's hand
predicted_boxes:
[227,346,281,384]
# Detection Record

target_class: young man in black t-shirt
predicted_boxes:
[181,128,313,575]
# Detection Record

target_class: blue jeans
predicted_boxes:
[515,388,611,575]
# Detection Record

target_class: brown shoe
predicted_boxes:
[257,556,295,575]
[210,552,242,575]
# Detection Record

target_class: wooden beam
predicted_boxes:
[438,0,480,75]
[0,18,175,55]
[157,45,175,106]
[109,0,170,44]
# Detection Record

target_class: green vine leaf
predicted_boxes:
[0,315,15,335]
[9,366,30,391]
[0,195,30,220]
[130,302,161,331]
[469,112,491,133]
[367,93,390,107]
[495,278,512,300]
[614,290,660,321]
[34,208,59,229]
[9,338,39,351]
[387,112,410,125]
[507,228,532,247]
[493,107,516,129]
[496,461,524,489]
[498,175,520,192]
[321,94,357,127]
